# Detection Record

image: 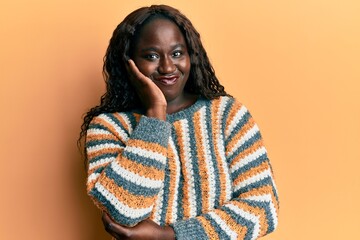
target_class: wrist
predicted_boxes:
[146,106,167,121]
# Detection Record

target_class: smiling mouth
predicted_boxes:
[155,76,179,86]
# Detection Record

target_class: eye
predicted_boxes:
[144,53,159,60]
[172,50,182,57]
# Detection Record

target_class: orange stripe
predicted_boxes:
[231,200,269,236]
[113,113,130,132]
[173,121,191,218]
[229,139,264,169]
[165,146,177,224]
[127,139,167,155]
[213,209,247,239]
[87,147,121,160]
[86,133,118,142]
[87,177,98,192]
[226,117,256,156]
[224,100,243,135]
[197,216,220,240]
[118,156,165,181]
[88,159,111,174]
[233,160,270,187]
[91,116,123,140]
[211,99,227,205]
[237,225,248,240]
[193,111,210,212]
[100,176,156,209]
[239,184,279,224]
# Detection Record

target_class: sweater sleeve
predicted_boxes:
[85,113,172,226]
[172,102,279,240]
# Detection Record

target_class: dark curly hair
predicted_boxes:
[79,5,228,149]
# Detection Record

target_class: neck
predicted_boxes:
[166,93,198,114]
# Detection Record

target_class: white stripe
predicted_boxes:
[87,172,100,183]
[111,161,163,189]
[87,143,122,154]
[100,114,129,141]
[95,183,153,219]
[217,97,233,201]
[87,128,112,135]
[226,105,248,139]
[181,119,197,217]
[152,183,164,224]
[89,156,114,170]
[116,113,133,133]
[126,146,167,165]
[233,168,272,192]
[199,107,216,210]
[230,147,267,174]
[225,203,260,240]
[244,194,278,229]
[169,137,180,222]
[208,212,238,240]
[228,124,260,158]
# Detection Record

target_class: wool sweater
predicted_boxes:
[86,96,279,240]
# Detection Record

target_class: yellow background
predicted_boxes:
[1,0,359,239]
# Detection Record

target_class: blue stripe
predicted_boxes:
[105,166,160,197]
[221,97,234,135]
[242,199,276,233]
[86,139,122,148]
[225,111,252,146]
[222,205,255,240]
[105,113,130,135]
[204,214,231,240]
[229,132,262,161]
[172,218,208,240]
[93,166,105,174]
[122,150,165,170]
[187,118,203,216]
[131,116,171,147]
[158,160,171,226]
[88,153,118,164]
[233,177,274,197]
[90,188,149,226]
[231,154,269,179]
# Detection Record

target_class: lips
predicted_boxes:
[155,75,179,86]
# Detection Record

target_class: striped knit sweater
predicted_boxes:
[86,96,279,240]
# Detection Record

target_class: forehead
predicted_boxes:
[134,18,186,47]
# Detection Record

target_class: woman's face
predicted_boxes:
[132,18,191,104]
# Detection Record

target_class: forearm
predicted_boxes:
[86,114,172,226]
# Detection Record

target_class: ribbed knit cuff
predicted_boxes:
[131,116,172,147]
[172,218,208,240]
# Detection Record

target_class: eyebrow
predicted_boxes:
[140,43,187,53]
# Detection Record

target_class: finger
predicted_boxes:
[102,212,114,233]
[102,212,129,237]
[127,59,150,85]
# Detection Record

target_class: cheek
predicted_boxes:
[179,57,191,75]
[135,60,157,76]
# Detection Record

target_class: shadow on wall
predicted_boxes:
[67,69,111,240]
[72,148,110,240]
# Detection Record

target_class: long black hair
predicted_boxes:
[79,5,228,148]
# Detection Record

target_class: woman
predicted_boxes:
[80,5,279,240]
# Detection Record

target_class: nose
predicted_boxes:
[158,56,176,74]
